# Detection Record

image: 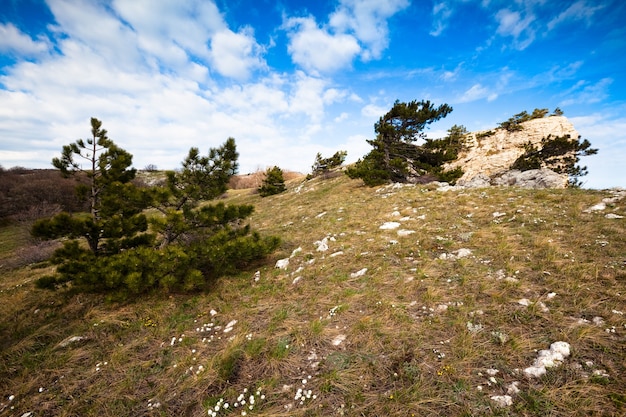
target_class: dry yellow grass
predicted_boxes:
[1,175,624,416]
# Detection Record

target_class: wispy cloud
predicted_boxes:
[560,78,613,106]
[494,8,536,50]
[547,1,605,31]
[430,2,454,37]
[0,23,51,57]
[457,83,498,103]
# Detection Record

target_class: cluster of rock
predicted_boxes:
[444,115,579,189]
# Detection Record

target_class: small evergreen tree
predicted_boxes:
[32,118,152,256]
[33,128,280,296]
[309,150,347,179]
[511,134,598,187]
[346,100,453,185]
[151,138,240,247]
[258,166,286,197]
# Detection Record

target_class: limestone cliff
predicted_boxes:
[445,115,579,188]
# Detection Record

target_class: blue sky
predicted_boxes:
[0,0,624,188]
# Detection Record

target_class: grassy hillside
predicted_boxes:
[1,175,625,416]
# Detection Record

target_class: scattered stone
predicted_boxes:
[292,276,302,285]
[275,258,290,269]
[330,251,344,257]
[253,271,260,282]
[586,202,606,212]
[314,237,329,252]
[380,222,401,230]
[490,395,513,407]
[224,320,237,333]
[57,335,87,348]
[466,322,484,333]
[397,229,416,236]
[350,268,368,278]
[291,247,302,257]
[605,213,624,219]
[439,248,472,260]
[523,341,571,378]
[331,334,346,346]
[506,381,521,395]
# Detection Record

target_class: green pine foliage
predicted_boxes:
[258,166,286,197]
[346,101,464,185]
[33,123,279,297]
[511,134,598,187]
[32,118,153,256]
[308,150,347,179]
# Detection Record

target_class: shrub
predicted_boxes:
[258,166,286,197]
[308,150,347,179]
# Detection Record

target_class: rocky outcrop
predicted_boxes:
[446,115,579,188]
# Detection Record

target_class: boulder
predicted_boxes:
[492,169,568,189]
[446,115,578,187]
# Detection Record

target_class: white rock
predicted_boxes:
[292,276,302,285]
[330,251,344,257]
[605,213,624,219]
[523,341,570,378]
[490,395,513,407]
[331,334,346,346]
[314,237,329,252]
[507,381,521,395]
[290,247,302,257]
[397,229,416,236]
[350,268,368,278]
[380,222,401,230]
[275,258,290,269]
[57,335,86,348]
[587,202,606,211]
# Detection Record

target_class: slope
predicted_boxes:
[1,175,625,416]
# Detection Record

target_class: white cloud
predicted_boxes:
[430,2,454,37]
[283,0,409,73]
[288,72,330,122]
[570,113,626,189]
[284,16,360,74]
[209,28,266,80]
[329,0,410,60]
[495,8,536,50]
[457,83,497,103]
[560,78,613,106]
[0,23,50,56]
[547,1,605,31]
[361,103,388,119]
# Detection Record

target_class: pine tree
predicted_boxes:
[511,134,598,187]
[32,118,152,256]
[258,166,286,197]
[346,100,453,185]
[309,150,347,179]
